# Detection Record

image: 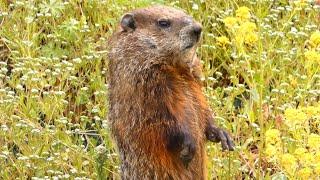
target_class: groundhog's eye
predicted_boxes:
[158,19,171,28]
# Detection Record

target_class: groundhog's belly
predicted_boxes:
[110,89,207,179]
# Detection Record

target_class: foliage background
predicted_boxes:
[0,0,320,179]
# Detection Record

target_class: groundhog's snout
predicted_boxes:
[180,23,202,51]
[192,24,202,42]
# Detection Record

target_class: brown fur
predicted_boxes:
[108,6,233,180]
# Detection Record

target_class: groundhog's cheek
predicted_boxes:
[143,37,157,49]
[179,31,194,51]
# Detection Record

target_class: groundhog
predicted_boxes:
[108,5,234,180]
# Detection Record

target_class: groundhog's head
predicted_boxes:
[110,6,202,71]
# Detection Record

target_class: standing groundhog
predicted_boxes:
[108,5,234,180]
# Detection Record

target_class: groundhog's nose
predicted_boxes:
[192,24,202,41]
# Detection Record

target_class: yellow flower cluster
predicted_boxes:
[294,147,307,158]
[310,31,320,46]
[281,153,297,175]
[297,167,312,179]
[305,31,320,67]
[305,50,320,62]
[310,31,320,47]
[315,152,320,176]
[267,144,320,178]
[236,6,251,20]
[216,36,231,47]
[239,22,258,45]
[298,152,313,166]
[265,129,281,145]
[308,133,320,150]
[223,17,237,28]
[222,6,258,49]
[284,108,308,127]
[265,144,278,158]
[315,163,320,175]
[294,0,308,8]
[264,105,320,178]
[239,22,257,33]
[265,129,281,160]
[301,106,319,118]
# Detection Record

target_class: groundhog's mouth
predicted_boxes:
[184,44,194,50]
[182,42,198,52]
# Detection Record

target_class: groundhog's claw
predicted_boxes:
[206,126,234,151]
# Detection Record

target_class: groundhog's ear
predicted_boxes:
[120,13,136,32]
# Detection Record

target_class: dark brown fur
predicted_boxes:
[108,6,234,180]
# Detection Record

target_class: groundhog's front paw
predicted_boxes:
[205,125,234,151]
[167,132,196,167]
[179,135,196,167]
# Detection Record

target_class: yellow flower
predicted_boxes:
[236,6,251,20]
[305,50,320,62]
[289,75,298,87]
[236,22,258,46]
[280,153,297,175]
[265,144,277,158]
[310,31,320,47]
[216,36,231,47]
[301,106,319,118]
[244,32,258,45]
[223,17,238,28]
[297,167,312,179]
[308,133,320,150]
[316,151,320,161]
[294,0,308,7]
[294,147,307,158]
[299,152,314,166]
[315,163,320,175]
[239,22,257,34]
[265,129,281,145]
[317,104,320,111]
[284,108,308,127]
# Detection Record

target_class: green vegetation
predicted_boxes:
[0,0,320,179]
